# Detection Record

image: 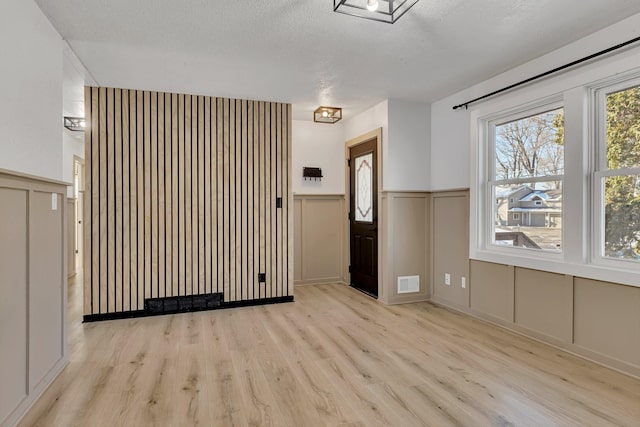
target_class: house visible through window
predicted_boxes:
[474,69,640,284]
[491,106,564,251]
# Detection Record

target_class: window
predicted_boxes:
[595,80,640,264]
[471,65,640,286]
[489,105,564,252]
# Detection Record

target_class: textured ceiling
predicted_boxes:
[37,0,640,120]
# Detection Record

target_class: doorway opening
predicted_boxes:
[72,156,84,276]
[345,128,382,298]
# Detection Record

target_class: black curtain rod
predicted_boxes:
[452,35,640,111]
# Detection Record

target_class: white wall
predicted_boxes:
[293,99,430,194]
[293,100,388,195]
[343,100,390,189]
[430,12,640,191]
[292,120,345,194]
[387,99,430,191]
[62,48,87,197]
[429,12,640,288]
[0,0,63,181]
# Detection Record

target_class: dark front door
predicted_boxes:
[349,138,378,297]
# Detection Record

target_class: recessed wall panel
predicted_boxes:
[514,267,572,342]
[432,194,469,307]
[574,278,640,367]
[29,191,64,390]
[469,260,514,322]
[0,188,28,424]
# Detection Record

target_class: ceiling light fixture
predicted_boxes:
[64,116,86,132]
[334,0,419,24]
[314,106,342,124]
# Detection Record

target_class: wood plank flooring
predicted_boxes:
[20,277,640,427]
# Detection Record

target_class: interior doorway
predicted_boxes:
[73,156,84,274]
[349,138,378,297]
[344,128,382,299]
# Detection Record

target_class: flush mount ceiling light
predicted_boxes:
[314,106,342,124]
[333,0,419,24]
[64,116,86,132]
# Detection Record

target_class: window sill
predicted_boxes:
[470,249,640,288]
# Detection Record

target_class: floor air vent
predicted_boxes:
[397,275,420,294]
[145,293,223,315]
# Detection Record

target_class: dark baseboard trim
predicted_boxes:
[222,295,294,309]
[83,296,295,323]
[83,310,146,322]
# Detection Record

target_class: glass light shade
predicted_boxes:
[314,106,342,124]
[334,0,420,24]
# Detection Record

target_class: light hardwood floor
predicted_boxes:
[20,276,640,427]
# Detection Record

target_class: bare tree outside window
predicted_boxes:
[495,108,564,183]
[492,108,564,251]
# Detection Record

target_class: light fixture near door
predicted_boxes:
[64,116,86,132]
[333,0,420,24]
[314,106,342,124]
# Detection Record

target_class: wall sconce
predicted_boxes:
[314,106,342,124]
[64,117,86,132]
[333,0,420,24]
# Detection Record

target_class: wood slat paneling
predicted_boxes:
[122,89,131,311]
[84,87,292,315]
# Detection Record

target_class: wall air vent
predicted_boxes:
[145,293,222,315]
[397,275,420,294]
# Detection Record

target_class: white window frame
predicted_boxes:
[483,99,565,259]
[469,53,640,288]
[591,75,640,271]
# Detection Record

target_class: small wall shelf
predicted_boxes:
[303,167,323,181]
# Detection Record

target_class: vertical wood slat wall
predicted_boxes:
[83,87,293,316]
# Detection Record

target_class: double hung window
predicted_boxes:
[488,105,565,252]
[594,80,640,265]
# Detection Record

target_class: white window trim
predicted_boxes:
[481,98,565,259]
[469,64,640,288]
[591,75,640,271]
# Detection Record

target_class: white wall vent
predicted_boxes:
[397,275,420,294]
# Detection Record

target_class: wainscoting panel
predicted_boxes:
[514,268,573,343]
[379,192,430,304]
[431,191,469,309]
[573,278,640,368]
[469,260,514,322]
[0,169,68,427]
[29,191,65,391]
[427,189,639,377]
[84,87,292,317]
[0,187,28,425]
[293,195,344,285]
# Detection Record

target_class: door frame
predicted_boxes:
[343,127,383,297]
